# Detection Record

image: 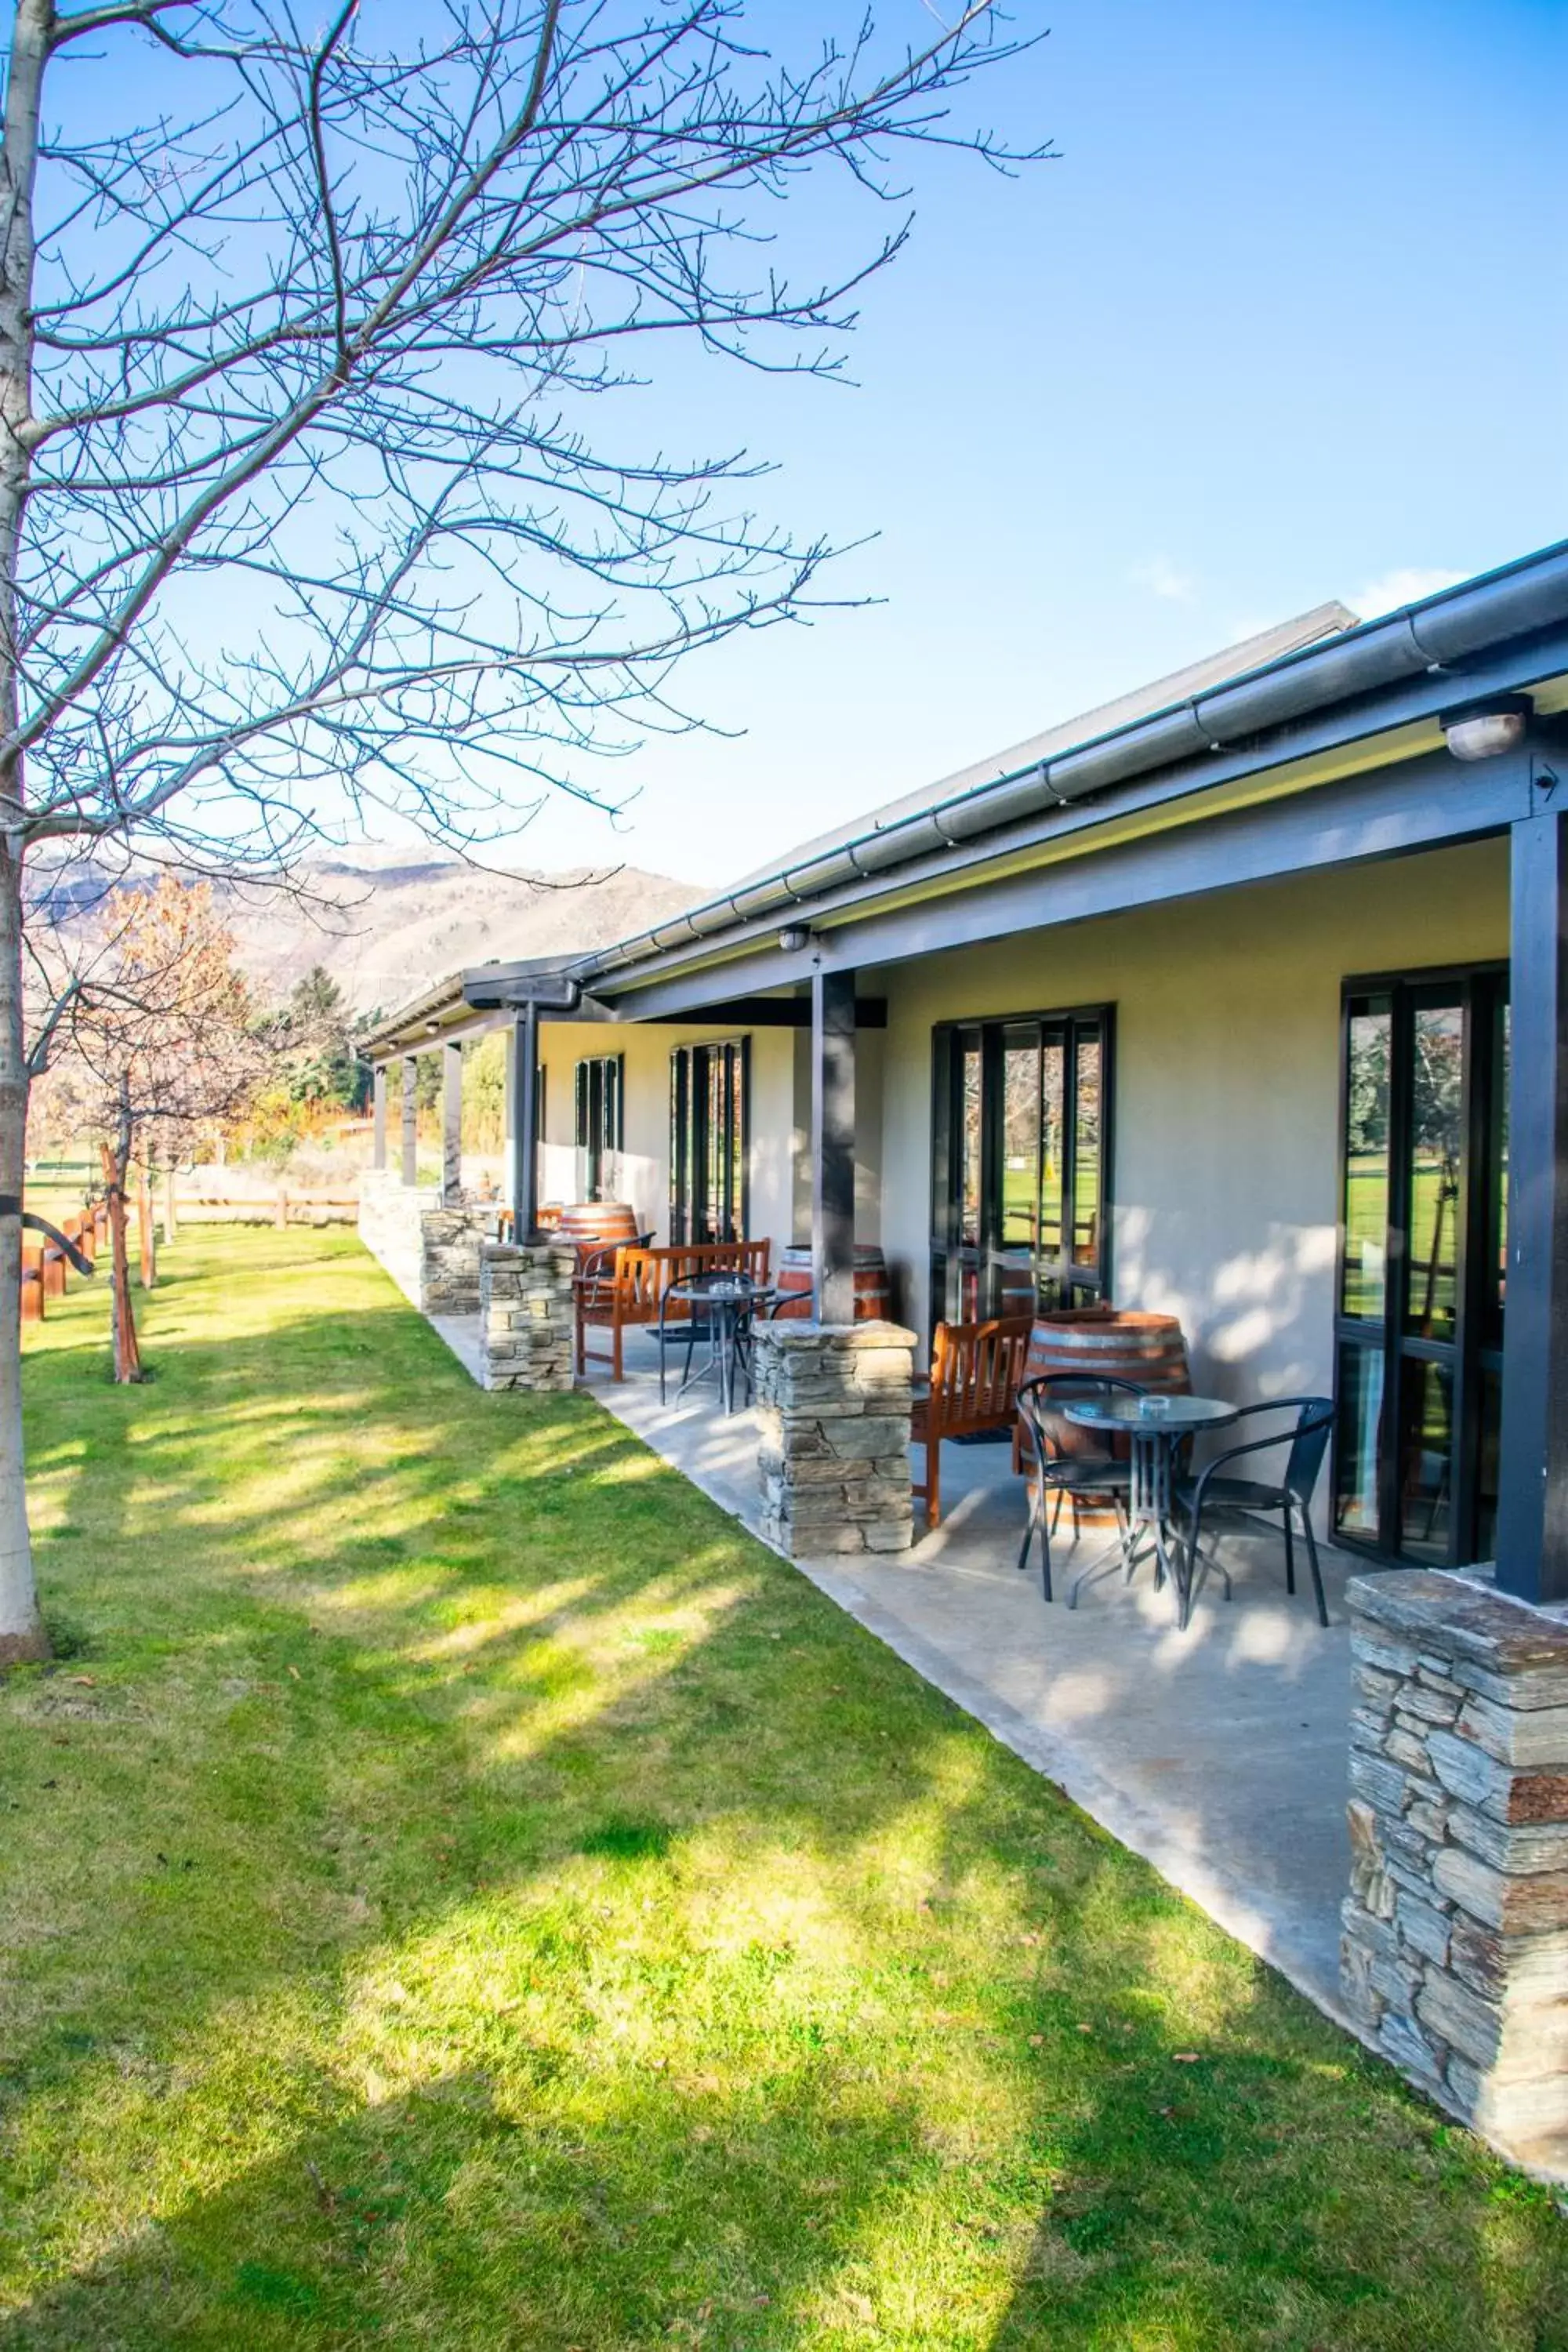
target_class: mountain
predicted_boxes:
[216,848,700,1016]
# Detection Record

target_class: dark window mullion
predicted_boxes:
[1451,981,1487,1565]
[1384,985,1415,1555]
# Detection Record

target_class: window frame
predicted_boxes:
[929,1003,1115,1332]
[1333,958,1508,1567]
[669,1036,750,1244]
[573,1053,625,1202]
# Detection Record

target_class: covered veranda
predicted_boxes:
[364,545,1568,2167]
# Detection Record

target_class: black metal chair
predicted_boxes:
[1174,1396,1335,1627]
[1015,1373,1142,1603]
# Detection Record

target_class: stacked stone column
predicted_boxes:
[419,1206,497,1316]
[478,1241,576,1392]
[752,1320,915,1557]
[1340,1570,1568,2173]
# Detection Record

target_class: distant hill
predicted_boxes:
[44,846,702,1019]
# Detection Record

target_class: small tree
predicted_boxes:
[34,877,263,1378]
[0,0,1040,1659]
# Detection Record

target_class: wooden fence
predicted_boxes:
[21,1197,110,1326]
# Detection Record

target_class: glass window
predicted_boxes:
[1341,999,1391,1322]
[1405,1000,1465,1344]
[960,1042,982,1250]
[669,1040,749,1243]
[1334,967,1507,1568]
[1334,1343,1385,1539]
[575,1054,623,1201]
[1039,1035,1065,1268]
[1398,1357,1455,1564]
[930,1008,1112,1326]
[1073,1028,1103,1271]
[1000,1032,1040,1250]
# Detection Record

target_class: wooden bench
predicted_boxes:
[911,1315,1033,1531]
[575,1240,771,1382]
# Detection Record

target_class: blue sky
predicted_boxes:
[49,0,1565,888]
[496,0,1566,887]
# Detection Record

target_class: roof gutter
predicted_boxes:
[571,538,1568,987]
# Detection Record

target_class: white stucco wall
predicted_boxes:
[533,1018,796,1263]
[874,837,1510,1405]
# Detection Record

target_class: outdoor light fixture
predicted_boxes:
[779,923,811,953]
[1440,692,1533,763]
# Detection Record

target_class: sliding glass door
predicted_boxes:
[931,1008,1112,1327]
[670,1039,750,1243]
[1334,966,1508,1566]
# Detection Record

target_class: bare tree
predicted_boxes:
[0,0,1041,1658]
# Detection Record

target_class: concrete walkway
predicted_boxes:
[428,1310,1356,2023]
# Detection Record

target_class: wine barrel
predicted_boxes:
[1022,1309,1190,1523]
[775,1243,891,1322]
[556,1201,640,1252]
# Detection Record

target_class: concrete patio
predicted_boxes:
[430,1306,1357,2025]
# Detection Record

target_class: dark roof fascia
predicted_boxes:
[361,956,590,1059]
[583,608,1568,1007]
[571,539,1568,996]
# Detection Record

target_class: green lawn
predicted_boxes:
[2,1231,1564,2348]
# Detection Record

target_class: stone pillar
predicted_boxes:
[419,1207,495,1316]
[1340,1570,1568,2174]
[479,1240,575,1392]
[372,1065,387,1171]
[752,1319,915,1557]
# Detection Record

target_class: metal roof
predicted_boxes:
[363,539,1568,1053]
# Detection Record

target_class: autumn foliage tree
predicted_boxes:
[31,875,263,1379]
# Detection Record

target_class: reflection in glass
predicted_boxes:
[1334,1344,1385,1537]
[1073,1030,1102,1268]
[1001,1035,1040,1247]
[1476,1367,1502,1564]
[960,1045,982,1250]
[1039,1037,1065,1272]
[1398,1357,1455,1564]
[1341,1000,1391,1320]
[1406,1000,1465,1342]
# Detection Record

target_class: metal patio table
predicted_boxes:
[662,1272,777,1415]
[1061,1393,1240,1629]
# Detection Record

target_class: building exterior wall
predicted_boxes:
[535,1018,797,1265]
[875,838,1509,1400]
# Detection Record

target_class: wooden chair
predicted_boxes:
[910,1315,1033,1531]
[575,1239,771,1381]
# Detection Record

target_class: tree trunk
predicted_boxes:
[101,1120,143,1385]
[0,851,42,1662]
[0,2,56,1660]
[138,1156,156,1288]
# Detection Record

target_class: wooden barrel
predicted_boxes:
[775,1243,891,1322]
[556,1200,639,1252]
[1022,1309,1190,1523]
[20,1247,43,1324]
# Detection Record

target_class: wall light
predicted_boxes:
[779,923,811,953]
[1440,692,1533,763]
